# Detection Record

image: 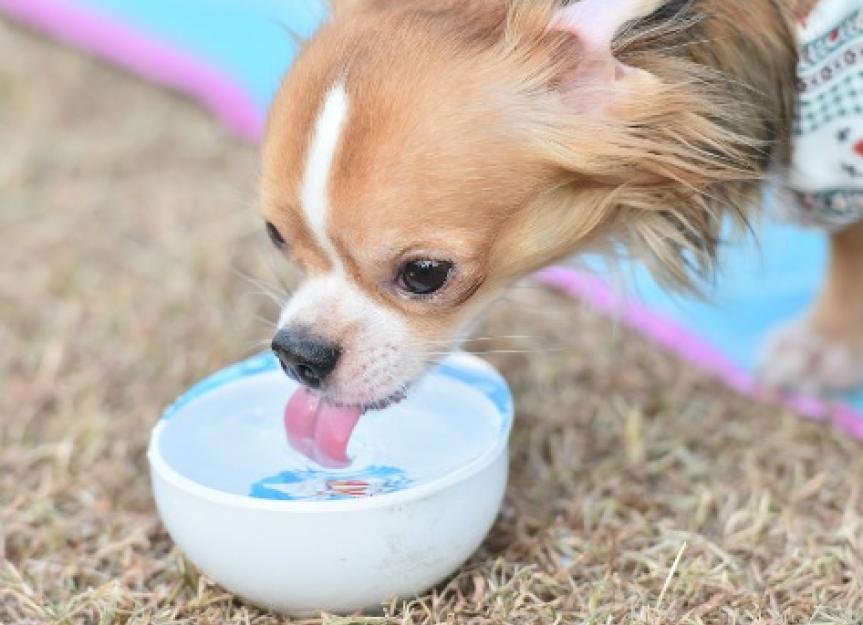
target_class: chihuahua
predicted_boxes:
[261,0,863,448]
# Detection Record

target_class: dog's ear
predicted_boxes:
[491,180,731,292]
[545,0,665,118]
[494,1,760,290]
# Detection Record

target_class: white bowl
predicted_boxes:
[148,351,513,615]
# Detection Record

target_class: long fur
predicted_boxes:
[486,0,801,288]
[309,0,802,289]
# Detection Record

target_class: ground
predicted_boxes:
[2,20,862,625]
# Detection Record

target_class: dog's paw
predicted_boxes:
[758,319,863,394]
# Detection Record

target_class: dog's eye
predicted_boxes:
[398,259,453,296]
[266,222,286,249]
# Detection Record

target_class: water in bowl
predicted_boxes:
[156,354,510,502]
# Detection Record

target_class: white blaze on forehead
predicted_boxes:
[301,81,350,266]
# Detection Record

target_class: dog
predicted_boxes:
[261,0,863,416]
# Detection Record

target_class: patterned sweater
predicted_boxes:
[788,0,863,229]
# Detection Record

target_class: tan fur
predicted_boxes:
[262,0,852,401]
[488,0,800,289]
[264,0,562,343]
[812,222,863,342]
[265,0,798,290]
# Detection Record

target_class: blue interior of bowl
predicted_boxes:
[156,353,513,502]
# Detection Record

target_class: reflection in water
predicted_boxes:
[250,465,411,501]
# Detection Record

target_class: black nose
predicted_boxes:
[271,329,341,389]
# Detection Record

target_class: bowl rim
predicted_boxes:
[148,352,513,513]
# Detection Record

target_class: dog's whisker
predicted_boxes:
[250,312,278,329]
[246,337,275,351]
[412,335,539,346]
[422,347,567,356]
[233,269,291,306]
[236,289,285,310]
[239,342,277,360]
[259,248,299,298]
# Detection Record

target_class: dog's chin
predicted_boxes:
[323,386,410,413]
[325,352,451,411]
[353,354,456,411]
[359,389,409,412]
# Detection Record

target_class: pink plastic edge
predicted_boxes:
[4,0,861,439]
[0,0,263,140]
[536,267,863,440]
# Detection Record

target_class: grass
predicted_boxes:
[2,20,863,625]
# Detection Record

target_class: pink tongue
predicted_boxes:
[283,388,363,468]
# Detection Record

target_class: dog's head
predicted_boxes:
[261,0,780,409]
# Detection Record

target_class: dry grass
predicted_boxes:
[2,21,863,625]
